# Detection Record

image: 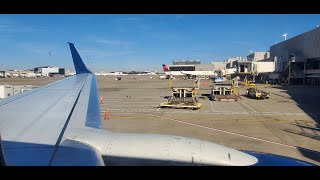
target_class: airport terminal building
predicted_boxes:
[167,27,320,85]
[270,27,320,85]
[169,60,224,72]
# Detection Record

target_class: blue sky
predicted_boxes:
[0,14,319,72]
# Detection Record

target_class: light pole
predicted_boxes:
[288,58,291,85]
[282,33,288,41]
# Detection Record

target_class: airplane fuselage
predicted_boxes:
[165,71,215,76]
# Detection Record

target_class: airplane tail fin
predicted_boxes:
[162,64,169,72]
[68,42,92,74]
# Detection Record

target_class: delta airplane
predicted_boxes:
[0,43,315,166]
[162,64,217,77]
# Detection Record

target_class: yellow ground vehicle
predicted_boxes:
[246,87,270,99]
[240,80,256,86]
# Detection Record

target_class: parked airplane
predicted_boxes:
[162,64,217,77]
[0,43,315,166]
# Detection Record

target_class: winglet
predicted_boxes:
[68,42,92,74]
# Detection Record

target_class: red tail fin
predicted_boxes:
[162,64,169,71]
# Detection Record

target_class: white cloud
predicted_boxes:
[95,39,128,46]
[117,17,144,21]
[175,15,185,20]
[80,48,135,59]
[231,41,254,46]
[125,17,142,21]
[0,18,40,33]
[0,18,16,25]
[16,43,56,55]
[87,35,131,47]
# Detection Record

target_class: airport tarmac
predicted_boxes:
[99,75,320,165]
[1,75,320,165]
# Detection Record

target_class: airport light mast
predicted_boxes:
[282,33,288,41]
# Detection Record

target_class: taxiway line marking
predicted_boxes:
[209,101,215,112]
[148,114,317,154]
[239,101,257,113]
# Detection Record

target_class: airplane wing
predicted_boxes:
[0,43,104,165]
